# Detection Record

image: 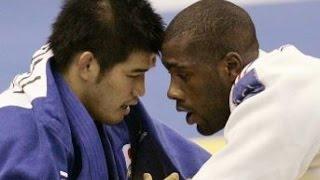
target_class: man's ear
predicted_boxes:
[76,51,100,82]
[220,52,243,83]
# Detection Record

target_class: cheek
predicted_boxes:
[118,79,135,97]
[202,82,230,117]
[105,77,132,98]
[92,84,118,110]
[185,83,211,105]
[189,80,224,110]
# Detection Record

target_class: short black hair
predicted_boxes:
[164,0,259,64]
[49,0,164,72]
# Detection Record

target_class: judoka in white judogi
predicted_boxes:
[193,45,320,180]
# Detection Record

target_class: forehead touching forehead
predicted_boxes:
[122,50,157,70]
[162,33,205,70]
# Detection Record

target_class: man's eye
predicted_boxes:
[128,73,144,78]
[128,74,140,78]
[177,73,189,82]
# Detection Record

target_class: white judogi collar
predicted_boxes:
[229,49,267,112]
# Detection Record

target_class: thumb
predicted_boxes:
[164,172,179,180]
[143,173,152,180]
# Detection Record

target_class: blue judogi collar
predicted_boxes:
[53,67,114,179]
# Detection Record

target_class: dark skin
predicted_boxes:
[161,36,244,135]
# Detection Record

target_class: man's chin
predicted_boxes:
[197,125,216,136]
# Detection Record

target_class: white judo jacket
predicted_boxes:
[193,45,320,180]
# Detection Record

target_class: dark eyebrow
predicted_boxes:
[162,61,188,70]
[132,68,149,73]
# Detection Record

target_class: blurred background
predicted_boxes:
[1,0,319,153]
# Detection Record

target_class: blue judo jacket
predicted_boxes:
[0,45,210,179]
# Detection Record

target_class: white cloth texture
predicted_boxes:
[193,45,320,180]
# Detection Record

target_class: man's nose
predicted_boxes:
[167,80,183,100]
[133,75,146,97]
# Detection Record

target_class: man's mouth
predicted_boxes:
[177,105,197,125]
[127,99,139,106]
[176,106,188,112]
[121,105,131,115]
[121,105,129,109]
[121,100,138,115]
[186,112,196,125]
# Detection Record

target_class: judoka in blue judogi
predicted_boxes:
[0,0,210,179]
[0,44,209,180]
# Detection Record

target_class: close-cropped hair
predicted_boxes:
[49,0,164,72]
[164,0,259,63]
